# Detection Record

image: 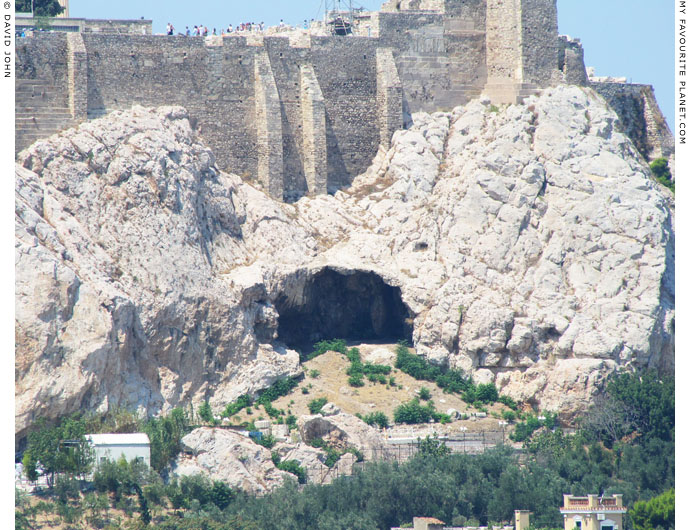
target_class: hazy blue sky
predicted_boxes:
[68,0,675,132]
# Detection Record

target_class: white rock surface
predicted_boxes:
[173,427,292,494]
[320,402,341,416]
[16,86,674,436]
[298,413,385,452]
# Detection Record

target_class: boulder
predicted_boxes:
[298,413,385,453]
[320,402,341,416]
[173,427,292,494]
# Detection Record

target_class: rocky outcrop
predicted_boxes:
[273,440,358,485]
[173,427,292,494]
[15,106,302,439]
[16,86,674,437]
[299,413,385,452]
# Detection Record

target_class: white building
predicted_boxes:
[86,433,151,468]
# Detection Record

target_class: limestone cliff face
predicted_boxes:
[15,86,674,437]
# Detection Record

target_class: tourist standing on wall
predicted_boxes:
[166,22,174,35]
[185,26,190,36]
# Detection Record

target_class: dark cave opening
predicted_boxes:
[275,268,414,354]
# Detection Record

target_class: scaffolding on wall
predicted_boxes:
[324,0,355,35]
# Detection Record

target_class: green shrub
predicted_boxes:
[255,434,276,449]
[179,473,214,507]
[309,339,348,360]
[210,480,234,510]
[462,385,476,404]
[308,437,327,450]
[256,377,300,405]
[302,387,310,394]
[93,456,149,498]
[309,369,320,378]
[308,437,343,468]
[362,411,390,429]
[418,434,451,457]
[143,408,190,472]
[348,374,365,387]
[395,343,471,394]
[222,394,253,418]
[509,413,557,442]
[498,395,518,410]
[434,413,452,424]
[394,398,436,424]
[362,362,392,376]
[198,401,214,424]
[263,402,283,419]
[308,397,328,414]
[650,157,674,192]
[286,414,298,430]
[501,410,517,423]
[345,447,365,462]
[475,383,499,404]
[418,387,432,400]
[275,457,307,484]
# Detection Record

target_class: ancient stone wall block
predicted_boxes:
[254,49,284,199]
[300,63,327,195]
[377,48,403,150]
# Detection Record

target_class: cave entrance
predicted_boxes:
[275,268,413,354]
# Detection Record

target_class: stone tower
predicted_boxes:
[484,0,558,103]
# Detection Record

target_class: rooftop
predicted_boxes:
[86,433,151,445]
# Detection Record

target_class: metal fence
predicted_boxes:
[302,431,512,484]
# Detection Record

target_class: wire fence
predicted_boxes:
[302,431,513,484]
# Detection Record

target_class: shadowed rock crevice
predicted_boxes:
[275,268,413,352]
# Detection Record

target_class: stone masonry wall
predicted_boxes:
[82,34,259,181]
[485,0,521,83]
[66,33,88,121]
[264,38,311,199]
[376,48,403,150]
[592,82,674,162]
[17,33,69,94]
[558,36,589,86]
[300,63,327,195]
[519,0,558,85]
[255,47,284,199]
[15,1,673,199]
[374,9,485,115]
[310,37,379,192]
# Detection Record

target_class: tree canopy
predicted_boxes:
[16,0,65,17]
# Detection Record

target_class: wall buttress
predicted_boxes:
[66,33,88,122]
[300,63,328,195]
[254,49,284,200]
[376,48,403,150]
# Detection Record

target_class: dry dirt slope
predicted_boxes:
[228,343,513,435]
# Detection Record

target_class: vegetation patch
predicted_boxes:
[15,369,674,529]
[509,412,557,442]
[360,411,390,429]
[271,452,307,484]
[221,376,301,420]
[307,397,328,415]
[650,157,674,193]
[393,398,451,425]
